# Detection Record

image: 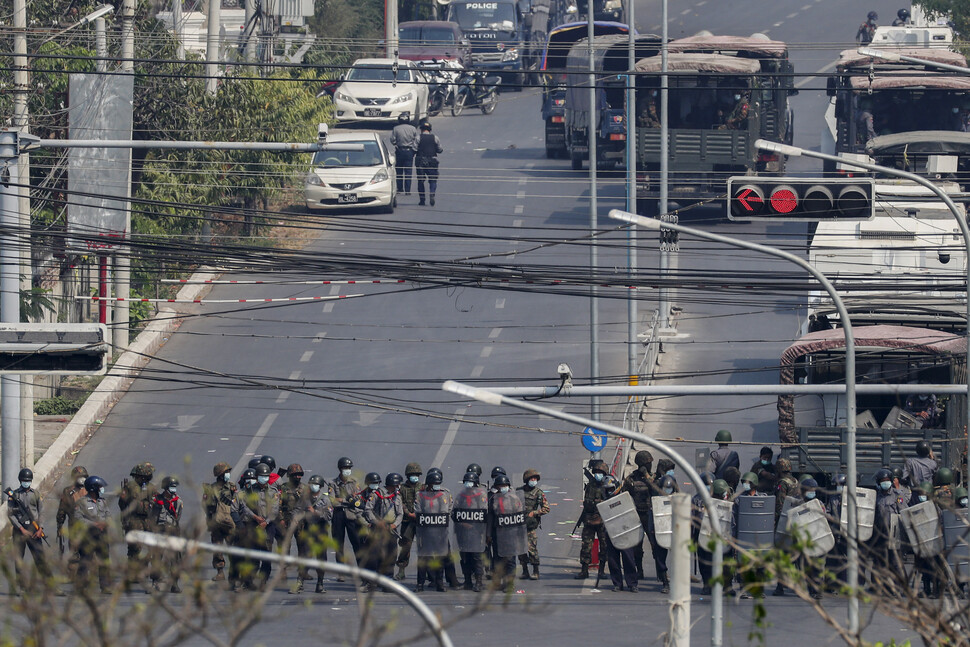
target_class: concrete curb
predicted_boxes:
[9,267,219,519]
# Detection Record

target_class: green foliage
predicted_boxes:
[20,285,56,322]
[33,395,85,416]
[916,1,970,34]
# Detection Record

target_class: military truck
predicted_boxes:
[632,34,796,211]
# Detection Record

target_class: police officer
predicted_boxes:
[735,472,768,599]
[279,463,311,589]
[795,478,823,599]
[119,462,157,585]
[7,467,53,588]
[73,475,111,593]
[517,468,550,580]
[773,458,799,524]
[619,450,657,582]
[892,7,910,25]
[707,430,740,480]
[149,476,183,593]
[56,465,88,562]
[956,486,969,509]
[825,473,849,588]
[363,472,404,591]
[203,462,236,582]
[869,467,907,585]
[239,463,281,589]
[856,11,878,44]
[415,121,442,207]
[355,472,383,577]
[390,113,419,194]
[601,472,638,592]
[489,473,524,592]
[909,481,944,598]
[415,468,451,592]
[303,474,334,593]
[454,471,488,591]
[891,466,911,505]
[575,459,610,580]
[230,468,257,591]
[396,462,423,580]
[330,456,361,574]
[697,479,735,596]
[904,441,938,495]
[485,465,507,576]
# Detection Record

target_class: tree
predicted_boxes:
[916,1,970,34]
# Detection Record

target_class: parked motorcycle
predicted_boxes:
[451,70,501,116]
[416,59,462,117]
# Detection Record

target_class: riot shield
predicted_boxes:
[596,491,644,550]
[839,488,876,542]
[652,496,672,549]
[942,509,969,583]
[453,485,488,553]
[735,495,775,553]
[787,498,835,557]
[775,496,797,549]
[493,490,527,557]
[698,499,734,554]
[900,500,943,558]
[416,489,452,557]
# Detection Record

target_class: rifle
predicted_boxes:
[570,510,587,536]
[4,488,50,546]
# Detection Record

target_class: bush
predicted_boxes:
[33,396,85,416]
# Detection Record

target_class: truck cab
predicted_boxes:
[447,0,530,87]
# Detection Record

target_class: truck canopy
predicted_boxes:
[542,21,630,71]
[848,74,970,91]
[867,130,970,154]
[667,34,788,59]
[837,47,968,70]
[634,53,761,75]
[565,33,662,74]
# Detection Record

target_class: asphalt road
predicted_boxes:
[24,0,924,645]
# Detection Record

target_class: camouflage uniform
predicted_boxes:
[119,462,158,582]
[395,463,423,576]
[619,456,662,582]
[56,466,88,568]
[517,469,550,575]
[773,459,799,524]
[149,481,183,591]
[202,462,236,580]
[718,95,749,130]
[279,465,311,580]
[577,467,611,577]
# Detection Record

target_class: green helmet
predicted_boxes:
[954,486,968,499]
[798,473,813,483]
[916,481,934,496]
[714,429,732,443]
[712,479,731,497]
[213,462,231,478]
[741,472,759,485]
[405,462,423,476]
[933,467,954,487]
[131,462,154,478]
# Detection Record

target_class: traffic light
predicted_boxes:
[0,324,109,375]
[727,177,875,221]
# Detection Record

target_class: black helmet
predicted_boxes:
[17,468,33,482]
[490,466,506,479]
[419,119,432,132]
[933,467,955,487]
[338,457,353,470]
[634,450,654,468]
[365,472,382,485]
[242,468,257,482]
[84,475,107,495]
[260,455,277,470]
[255,463,272,477]
[897,8,910,21]
[248,457,262,469]
[833,473,847,486]
[462,471,480,485]
[308,474,326,487]
[161,476,179,489]
[426,470,443,485]
[890,466,904,481]
[659,475,678,492]
[915,440,931,458]
[397,113,410,123]
[874,468,893,484]
[466,463,483,477]
[386,472,404,487]
[868,10,878,20]
[493,474,511,488]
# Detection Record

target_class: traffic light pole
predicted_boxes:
[757,139,970,500]
[608,208,861,644]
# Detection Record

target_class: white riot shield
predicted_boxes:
[652,496,672,549]
[787,498,835,557]
[839,488,876,542]
[453,486,488,553]
[736,495,775,552]
[775,497,797,548]
[596,491,644,550]
[493,490,527,557]
[942,509,969,583]
[698,499,734,554]
[416,489,452,557]
[900,500,944,558]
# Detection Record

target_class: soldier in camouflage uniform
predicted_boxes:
[56,465,89,571]
[575,459,610,580]
[773,457,798,524]
[119,462,158,585]
[279,464,311,586]
[395,462,423,580]
[203,462,236,582]
[517,468,550,580]
[149,476,183,593]
[304,474,334,593]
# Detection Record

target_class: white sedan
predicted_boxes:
[304,132,396,213]
[333,58,430,124]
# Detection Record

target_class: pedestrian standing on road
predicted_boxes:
[149,476,183,593]
[415,122,442,206]
[707,430,740,481]
[119,462,157,587]
[303,474,333,593]
[73,475,112,594]
[7,467,54,590]
[362,472,404,591]
[56,465,89,572]
[395,462,423,580]
[329,456,361,576]
[517,468,550,580]
[390,114,419,195]
[203,462,236,583]
[575,459,610,581]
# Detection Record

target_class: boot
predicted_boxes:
[394,566,406,581]
[212,568,225,582]
[660,574,670,595]
[315,578,326,593]
[289,578,304,595]
[473,575,483,593]
[531,565,540,580]
[520,564,533,580]
[430,195,435,206]
[772,583,785,597]
[574,565,589,579]
[418,195,426,206]
[170,581,182,594]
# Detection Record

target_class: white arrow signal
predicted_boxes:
[589,432,604,447]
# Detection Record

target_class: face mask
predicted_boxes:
[918,495,928,503]
[247,479,257,487]
[464,481,475,488]
[960,498,968,507]
[257,476,269,485]
[954,107,961,114]
[919,394,928,401]
[341,469,352,478]
[663,488,674,495]
[742,482,751,492]
[500,486,510,493]
[528,479,538,488]
[99,487,105,496]
[805,491,816,500]
[666,470,675,477]
[432,484,442,491]
[879,481,891,491]
[168,487,177,494]
[836,486,844,494]
[223,472,231,482]
[409,475,420,483]
[310,484,321,493]
[367,483,379,491]
[761,459,770,466]
[20,482,31,490]
[734,94,741,101]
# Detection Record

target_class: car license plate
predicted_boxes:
[338,193,358,203]
[364,108,382,117]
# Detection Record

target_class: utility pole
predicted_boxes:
[624,0,637,385]
[1,146,22,487]
[386,0,399,60]
[586,7,600,425]
[658,0,672,330]
[116,0,135,350]
[244,0,256,62]
[668,493,691,647]
[12,0,30,469]
[173,0,186,60]
[206,0,222,93]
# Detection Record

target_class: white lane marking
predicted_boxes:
[232,413,279,476]
[525,162,535,169]
[514,205,524,214]
[680,8,690,14]
[795,59,838,89]
[322,302,335,313]
[313,332,327,343]
[329,285,340,296]
[300,350,314,363]
[276,370,301,402]
[696,0,706,5]
[480,346,493,358]
[495,298,506,309]
[773,21,782,26]
[516,190,526,199]
[470,365,485,378]
[431,408,466,469]
[489,328,502,338]
[513,218,523,227]
[786,11,798,18]
[800,3,811,9]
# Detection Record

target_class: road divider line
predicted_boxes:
[323,302,335,313]
[489,328,502,338]
[430,407,465,470]
[495,298,506,309]
[470,365,485,378]
[313,332,327,343]
[233,412,279,476]
[795,59,838,89]
[300,351,314,363]
[480,346,493,358]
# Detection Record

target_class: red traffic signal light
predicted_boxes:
[727,177,875,221]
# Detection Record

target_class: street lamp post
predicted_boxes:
[607,208,862,643]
